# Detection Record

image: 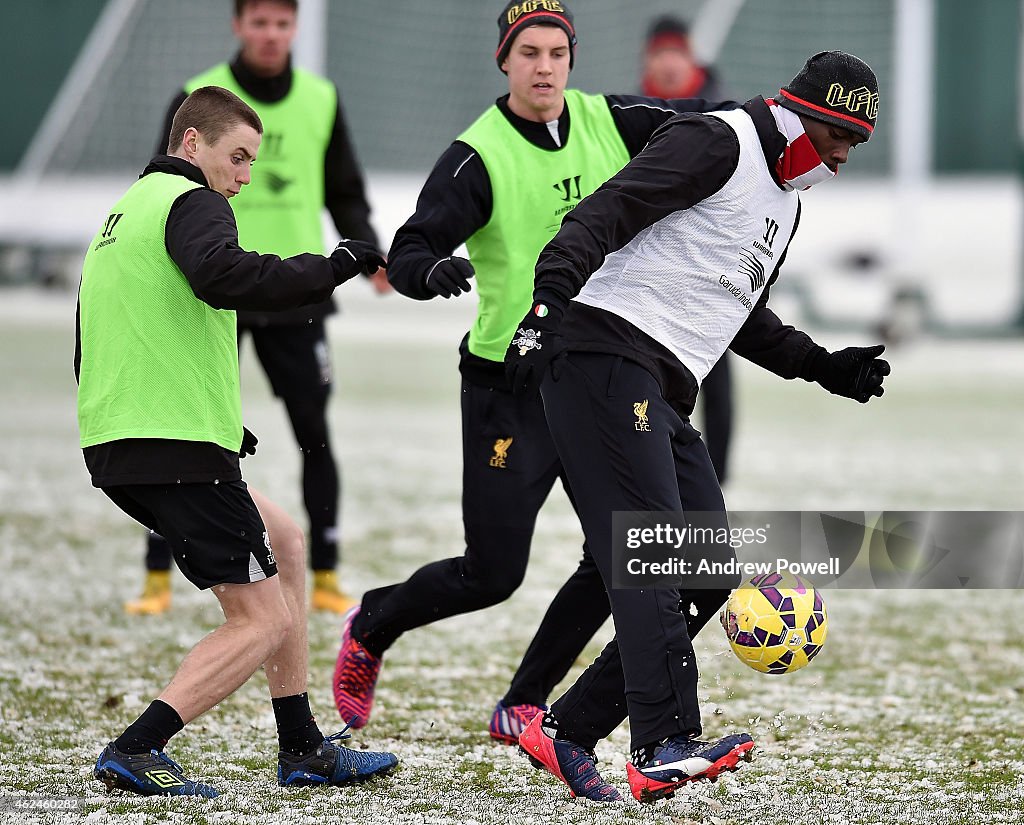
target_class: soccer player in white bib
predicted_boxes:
[505,51,890,803]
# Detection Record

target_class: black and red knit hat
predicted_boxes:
[496,1,576,72]
[776,51,879,140]
[645,15,690,55]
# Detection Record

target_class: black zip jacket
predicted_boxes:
[533,97,820,416]
[158,53,377,326]
[387,92,736,389]
[77,155,343,486]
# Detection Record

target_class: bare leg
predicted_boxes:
[157,576,292,724]
[250,489,310,698]
[157,488,302,723]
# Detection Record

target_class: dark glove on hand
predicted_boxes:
[504,302,565,397]
[331,239,387,284]
[239,427,258,458]
[811,344,890,403]
[424,256,475,298]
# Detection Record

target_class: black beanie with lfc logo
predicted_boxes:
[776,51,879,140]
[496,1,576,72]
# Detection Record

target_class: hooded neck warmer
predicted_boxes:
[766,98,835,191]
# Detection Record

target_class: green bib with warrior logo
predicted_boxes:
[457,89,630,362]
[185,64,336,256]
[78,172,243,451]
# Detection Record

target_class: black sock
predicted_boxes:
[351,613,385,659]
[273,693,325,757]
[631,729,699,766]
[631,742,659,766]
[114,699,184,755]
[543,711,601,754]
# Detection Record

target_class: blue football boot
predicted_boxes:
[627,732,754,802]
[277,726,398,787]
[94,742,218,798]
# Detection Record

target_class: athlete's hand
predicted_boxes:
[368,267,393,294]
[811,344,890,403]
[424,256,474,299]
[331,239,387,284]
[239,427,258,458]
[504,302,564,397]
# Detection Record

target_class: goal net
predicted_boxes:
[6,0,1020,332]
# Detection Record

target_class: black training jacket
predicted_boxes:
[533,98,821,415]
[387,92,736,390]
[76,156,342,485]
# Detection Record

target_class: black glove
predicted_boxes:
[809,344,890,403]
[239,427,258,458]
[425,256,475,298]
[504,302,565,397]
[331,239,387,284]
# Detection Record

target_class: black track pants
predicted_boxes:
[541,352,732,751]
[355,379,607,689]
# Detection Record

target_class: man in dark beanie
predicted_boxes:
[495,0,577,70]
[776,50,878,141]
[333,0,734,801]
[506,51,888,802]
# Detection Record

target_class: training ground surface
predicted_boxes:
[1,287,1022,824]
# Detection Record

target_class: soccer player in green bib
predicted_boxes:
[332,2,732,798]
[79,85,396,797]
[127,0,385,617]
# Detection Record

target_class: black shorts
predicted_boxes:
[240,319,332,398]
[103,481,278,589]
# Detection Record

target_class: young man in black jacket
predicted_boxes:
[79,86,395,797]
[506,51,890,803]
[332,3,731,796]
[128,0,385,617]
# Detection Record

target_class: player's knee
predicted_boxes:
[263,598,294,651]
[470,563,528,606]
[221,584,293,657]
[275,606,295,647]
[270,518,305,571]
[286,396,330,452]
[477,580,517,606]
[458,527,532,605]
[573,556,604,581]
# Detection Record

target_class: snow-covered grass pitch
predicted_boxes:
[1,286,1022,825]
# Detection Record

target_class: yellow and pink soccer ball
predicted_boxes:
[720,572,828,674]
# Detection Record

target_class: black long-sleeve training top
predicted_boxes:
[533,98,819,415]
[387,92,736,388]
[77,156,342,486]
